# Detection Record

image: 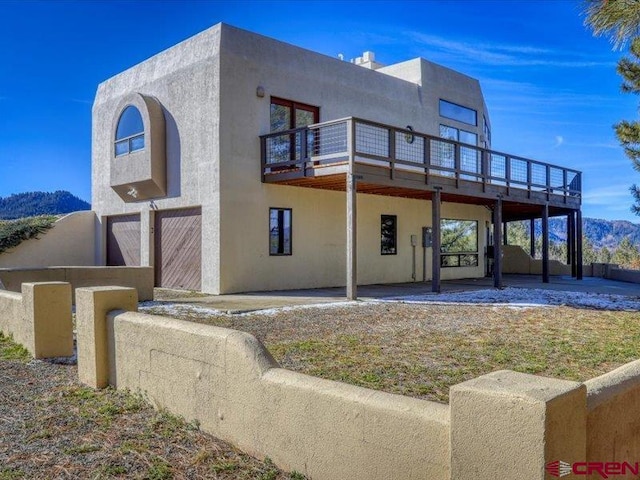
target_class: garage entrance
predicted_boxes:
[154,207,202,290]
[106,214,141,266]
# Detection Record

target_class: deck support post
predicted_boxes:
[569,213,577,278]
[346,172,357,300]
[576,209,583,280]
[431,187,442,293]
[493,196,503,289]
[530,218,536,258]
[542,203,550,283]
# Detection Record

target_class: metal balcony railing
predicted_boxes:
[260,117,582,199]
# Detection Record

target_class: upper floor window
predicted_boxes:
[439,125,477,146]
[115,105,145,156]
[270,97,319,132]
[439,99,477,126]
[483,115,491,148]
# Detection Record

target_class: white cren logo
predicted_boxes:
[546,460,572,477]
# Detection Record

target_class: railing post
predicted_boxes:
[526,161,532,198]
[260,136,267,183]
[563,169,568,203]
[505,157,511,195]
[481,150,489,192]
[424,137,431,185]
[301,128,308,177]
[389,127,395,180]
[546,164,551,201]
[454,143,461,187]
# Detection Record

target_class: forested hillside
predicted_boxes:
[0,191,90,220]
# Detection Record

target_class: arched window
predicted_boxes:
[114,105,145,156]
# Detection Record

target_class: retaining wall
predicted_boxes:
[0,282,72,358]
[0,266,154,301]
[0,211,95,268]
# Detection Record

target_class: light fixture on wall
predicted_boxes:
[404,125,415,144]
[126,187,138,199]
[256,85,265,98]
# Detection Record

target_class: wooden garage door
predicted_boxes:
[106,214,141,266]
[154,207,202,290]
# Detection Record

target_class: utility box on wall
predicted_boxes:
[422,227,433,248]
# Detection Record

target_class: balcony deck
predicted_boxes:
[260,117,582,221]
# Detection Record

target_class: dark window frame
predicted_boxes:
[269,207,293,256]
[381,214,398,255]
[439,99,478,126]
[440,218,479,268]
[115,105,145,157]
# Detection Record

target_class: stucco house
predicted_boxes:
[92,23,583,298]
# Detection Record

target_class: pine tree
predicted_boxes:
[585,0,640,215]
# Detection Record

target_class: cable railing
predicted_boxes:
[260,117,582,199]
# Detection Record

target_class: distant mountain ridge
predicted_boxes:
[0,191,91,220]
[529,217,640,250]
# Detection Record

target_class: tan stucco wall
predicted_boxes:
[217,184,491,293]
[73,288,450,480]
[586,360,640,463]
[0,267,154,302]
[0,282,73,358]
[0,211,96,268]
[450,370,586,480]
[502,244,571,276]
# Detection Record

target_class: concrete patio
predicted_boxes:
[153,274,640,313]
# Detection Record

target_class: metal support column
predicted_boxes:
[569,212,577,278]
[503,221,508,245]
[567,214,573,266]
[576,209,583,280]
[542,203,550,284]
[530,218,536,258]
[493,196,503,289]
[346,173,357,300]
[431,188,441,293]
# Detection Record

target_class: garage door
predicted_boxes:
[154,207,202,290]
[106,214,141,266]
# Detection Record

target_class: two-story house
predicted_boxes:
[92,23,582,298]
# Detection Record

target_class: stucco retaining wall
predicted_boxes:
[0,266,154,301]
[0,282,73,358]
[0,211,95,268]
[586,360,640,462]
[72,286,640,479]
[502,244,571,275]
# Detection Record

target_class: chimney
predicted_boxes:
[350,51,384,70]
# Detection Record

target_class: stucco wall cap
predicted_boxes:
[451,370,584,403]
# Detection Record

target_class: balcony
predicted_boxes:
[260,117,582,218]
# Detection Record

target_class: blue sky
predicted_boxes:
[0,0,638,222]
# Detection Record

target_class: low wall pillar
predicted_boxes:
[76,286,138,388]
[22,282,73,358]
[450,370,586,480]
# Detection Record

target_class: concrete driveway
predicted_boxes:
[153,274,639,313]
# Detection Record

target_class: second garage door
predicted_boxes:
[106,214,141,266]
[154,207,202,290]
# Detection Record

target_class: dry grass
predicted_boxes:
[0,334,306,479]
[144,302,640,404]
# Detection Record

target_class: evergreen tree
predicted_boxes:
[585,0,640,215]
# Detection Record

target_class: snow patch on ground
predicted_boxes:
[381,287,640,311]
[139,288,640,316]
